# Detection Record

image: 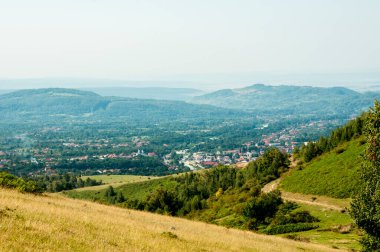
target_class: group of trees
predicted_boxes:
[0,171,101,193]
[96,148,318,234]
[54,156,180,176]
[130,148,289,216]
[351,101,380,251]
[0,172,42,193]
[30,173,101,192]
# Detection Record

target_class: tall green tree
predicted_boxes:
[351,101,380,251]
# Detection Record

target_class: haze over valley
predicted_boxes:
[1,1,380,251]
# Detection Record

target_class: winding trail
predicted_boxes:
[261,157,348,211]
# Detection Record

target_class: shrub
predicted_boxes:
[263,223,318,235]
[244,190,283,225]
[335,147,346,154]
[0,172,43,194]
[285,234,310,243]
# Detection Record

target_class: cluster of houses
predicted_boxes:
[0,119,335,175]
[68,150,157,162]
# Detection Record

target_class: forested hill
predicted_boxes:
[82,87,204,101]
[191,84,379,116]
[0,88,247,122]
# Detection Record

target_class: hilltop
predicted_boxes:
[0,88,246,122]
[0,188,338,252]
[83,87,205,101]
[192,84,379,116]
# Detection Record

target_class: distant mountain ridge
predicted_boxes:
[82,87,204,101]
[191,84,379,116]
[1,84,379,123]
[0,88,245,123]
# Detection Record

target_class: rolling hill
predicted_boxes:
[0,88,246,122]
[191,84,379,116]
[280,138,365,198]
[0,188,339,252]
[83,87,204,101]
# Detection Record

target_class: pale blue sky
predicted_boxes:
[0,0,379,89]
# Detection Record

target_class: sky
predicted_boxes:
[0,0,379,90]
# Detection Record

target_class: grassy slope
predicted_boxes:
[75,175,159,191]
[66,175,361,250]
[66,176,175,201]
[280,204,361,251]
[0,189,338,252]
[280,138,365,198]
[83,174,157,184]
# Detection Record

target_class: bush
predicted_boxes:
[335,147,346,154]
[243,190,283,225]
[0,172,43,194]
[263,223,318,235]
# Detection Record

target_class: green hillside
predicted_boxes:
[0,88,247,123]
[66,176,176,201]
[281,138,365,198]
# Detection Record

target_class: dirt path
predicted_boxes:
[261,178,281,193]
[261,156,348,211]
[281,192,347,211]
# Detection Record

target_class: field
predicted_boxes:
[279,203,361,251]
[0,188,340,252]
[280,138,365,198]
[66,176,175,201]
[75,175,159,191]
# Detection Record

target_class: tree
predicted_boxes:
[351,101,380,251]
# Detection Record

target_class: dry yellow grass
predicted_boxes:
[0,189,342,252]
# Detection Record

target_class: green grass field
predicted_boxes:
[278,203,361,251]
[74,174,159,191]
[280,138,365,198]
[65,176,176,201]
[83,174,157,184]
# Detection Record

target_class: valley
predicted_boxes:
[0,85,378,251]
[0,86,368,177]
[2,2,379,250]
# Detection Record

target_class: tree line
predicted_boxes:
[296,115,364,162]
[94,148,319,234]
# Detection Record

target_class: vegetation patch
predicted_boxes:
[0,172,42,194]
[263,223,318,235]
[281,138,364,198]
[161,232,178,239]
[66,149,321,235]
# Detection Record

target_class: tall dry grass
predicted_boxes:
[0,189,340,251]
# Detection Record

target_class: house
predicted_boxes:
[202,161,219,167]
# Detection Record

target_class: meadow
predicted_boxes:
[280,138,365,198]
[74,174,159,191]
[0,188,341,252]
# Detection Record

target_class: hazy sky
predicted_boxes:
[0,0,379,89]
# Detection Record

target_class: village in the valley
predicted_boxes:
[0,119,335,175]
